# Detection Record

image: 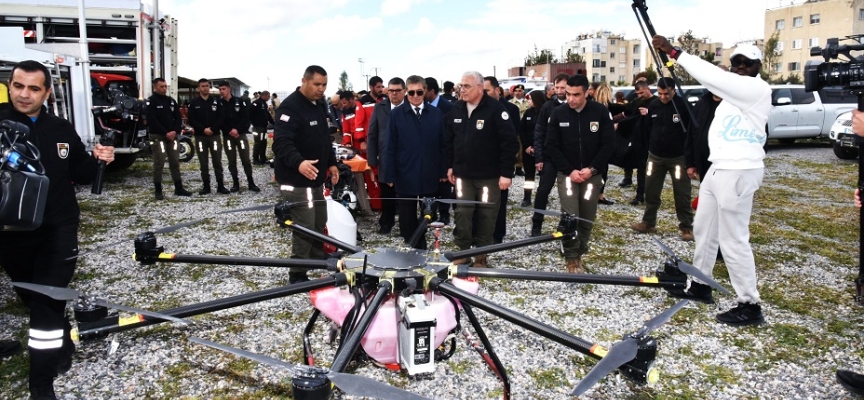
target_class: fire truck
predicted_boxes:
[0,0,190,170]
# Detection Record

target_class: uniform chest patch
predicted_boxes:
[454,119,462,123]
[590,122,599,132]
[310,121,318,126]
[57,143,69,159]
[559,122,570,127]
[673,114,680,123]
[476,120,485,130]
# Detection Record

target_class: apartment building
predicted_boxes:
[765,0,864,79]
[645,37,725,72]
[563,31,643,84]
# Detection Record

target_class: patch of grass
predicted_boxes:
[448,359,472,374]
[526,367,566,389]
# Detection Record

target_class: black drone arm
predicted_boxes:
[284,219,363,254]
[443,233,564,261]
[134,250,337,270]
[454,265,685,289]
[330,280,393,373]
[78,274,348,340]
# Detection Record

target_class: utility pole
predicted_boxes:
[358,58,365,89]
[371,67,381,77]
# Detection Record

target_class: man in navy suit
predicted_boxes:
[424,77,455,224]
[367,77,405,234]
[383,75,448,249]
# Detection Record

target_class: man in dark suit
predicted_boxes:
[424,77,454,224]
[367,77,405,234]
[382,75,447,249]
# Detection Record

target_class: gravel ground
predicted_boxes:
[2,140,864,399]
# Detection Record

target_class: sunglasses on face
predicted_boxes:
[731,58,757,68]
[407,90,425,97]
[388,88,403,93]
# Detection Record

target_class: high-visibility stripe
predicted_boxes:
[584,183,594,200]
[646,161,653,176]
[362,103,375,108]
[29,329,63,340]
[240,140,246,150]
[524,180,535,190]
[198,142,204,152]
[159,141,165,153]
[674,165,681,180]
[29,338,63,349]
[481,186,489,203]
[356,128,364,131]
[280,185,294,191]
[344,115,355,120]
[565,179,573,197]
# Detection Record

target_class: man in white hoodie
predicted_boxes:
[652,35,771,326]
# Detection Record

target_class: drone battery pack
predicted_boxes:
[398,295,437,375]
[0,170,48,231]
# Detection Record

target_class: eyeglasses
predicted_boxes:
[388,88,403,93]
[407,90,425,97]
[459,85,472,91]
[731,58,757,68]
[514,89,523,92]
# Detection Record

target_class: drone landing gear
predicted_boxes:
[460,302,511,400]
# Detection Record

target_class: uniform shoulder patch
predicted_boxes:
[501,111,509,121]
[280,114,290,122]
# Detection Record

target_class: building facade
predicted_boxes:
[765,0,864,79]
[645,37,725,72]
[563,31,643,85]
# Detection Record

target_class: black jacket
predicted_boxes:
[187,95,223,136]
[219,95,250,136]
[367,97,394,168]
[145,93,182,136]
[644,96,692,163]
[520,107,539,154]
[272,90,337,187]
[533,96,565,163]
[250,98,274,128]
[691,91,721,179]
[545,101,615,175]
[500,98,521,132]
[0,107,99,226]
[445,93,518,180]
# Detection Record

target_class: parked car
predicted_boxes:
[767,85,856,143]
[828,111,857,159]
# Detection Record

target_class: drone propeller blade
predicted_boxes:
[189,337,297,371]
[327,371,431,400]
[651,238,731,295]
[218,203,276,214]
[152,218,209,235]
[675,260,732,295]
[643,299,689,332]
[96,300,191,325]
[11,282,80,301]
[67,237,133,260]
[516,205,561,216]
[435,198,490,205]
[570,339,639,396]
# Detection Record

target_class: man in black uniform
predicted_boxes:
[530,73,569,236]
[0,60,115,399]
[367,77,405,234]
[187,78,230,195]
[272,65,339,283]
[545,74,614,273]
[218,81,259,192]
[484,76,520,244]
[631,77,694,241]
[146,77,192,200]
[250,90,275,165]
[445,71,518,268]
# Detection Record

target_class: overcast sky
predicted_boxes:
[148,0,772,95]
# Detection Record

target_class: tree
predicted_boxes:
[524,45,558,66]
[564,48,585,64]
[762,31,782,83]
[338,71,352,92]
[635,65,658,84]
[674,30,702,84]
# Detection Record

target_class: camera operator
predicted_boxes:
[652,36,771,326]
[837,109,864,396]
[0,60,114,399]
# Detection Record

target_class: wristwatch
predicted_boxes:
[589,167,599,176]
[669,46,683,60]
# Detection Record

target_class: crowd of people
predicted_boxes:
[0,35,829,398]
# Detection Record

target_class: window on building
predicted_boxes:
[809,37,820,48]
[792,39,802,49]
[776,41,785,52]
[633,59,640,69]
[610,67,615,73]
[860,8,864,20]
[593,44,601,53]
[810,14,820,24]
[600,61,607,67]
[610,39,617,45]
[793,16,802,27]
[619,62,626,69]
[610,52,615,59]
[619,75,626,82]
[619,47,626,53]
[772,63,782,73]
[592,59,600,67]
[592,73,600,82]
[776,19,785,30]
[600,75,607,82]
[633,45,641,53]
[788,62,800,71]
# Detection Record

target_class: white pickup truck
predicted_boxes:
[767,85,857,143]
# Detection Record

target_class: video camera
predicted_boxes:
[0,119,49,231]
[804,36,864,93]
[92,89,145,119]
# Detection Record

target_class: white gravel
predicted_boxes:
[1,140,863,399]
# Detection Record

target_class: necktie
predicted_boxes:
[414,107,421,119]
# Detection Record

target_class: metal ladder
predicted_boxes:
[50,63,69,120]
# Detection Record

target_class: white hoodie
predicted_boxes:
[677,52,772,169]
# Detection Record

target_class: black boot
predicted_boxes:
[174,181,192,196]
[666,281,714,304]
[521,190,532,208]
[838,370,864,396]
[530,222,542,237]
[0,339,21,358]
[216,182,231,195]
[230,177,240,193]
[198,179,211,195]
[629,195,644,206]
[154,182,164,200]
[247,174,260,192]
